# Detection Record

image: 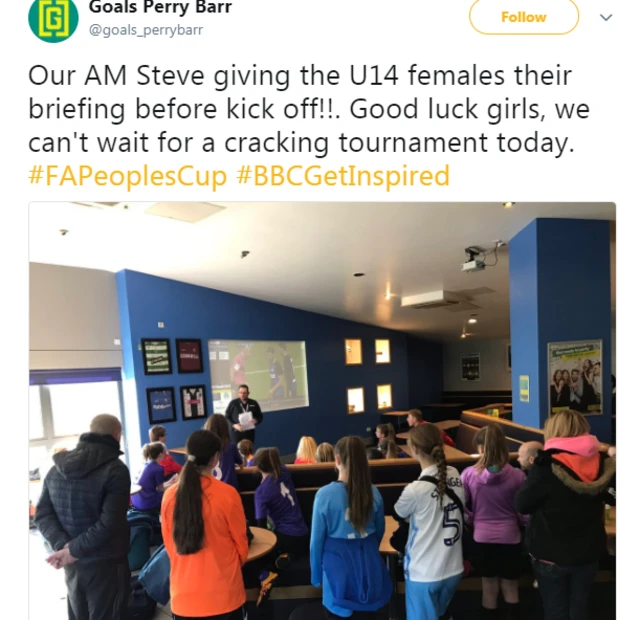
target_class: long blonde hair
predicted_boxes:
[544,409,590,442]
[296,436,318,462]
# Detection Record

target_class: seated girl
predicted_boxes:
[316,442,335,463]
[149,424,182,479]
[204,414,243,489]
[375,423,396,445]
[295,436,318,464]
[131,442,177,513]
[238,438,255,466]
[378,438,409,459]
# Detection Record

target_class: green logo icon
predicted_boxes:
[29,0,79,43]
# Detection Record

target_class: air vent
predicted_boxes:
[401,290,467,310]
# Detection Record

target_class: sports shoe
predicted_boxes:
[257,571,278,607]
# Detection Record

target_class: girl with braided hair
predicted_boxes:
[393,423,465,620]
[461,423,526,620]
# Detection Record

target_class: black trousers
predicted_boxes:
[289,602,376,620]
[65,561,130,620]
[231,428,255,444]
[532,559,598,620]
[173,607,246,620]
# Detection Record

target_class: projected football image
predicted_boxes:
[209,340,310,413]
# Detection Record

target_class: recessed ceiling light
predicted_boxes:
[503,202,515,209]
[353,273,366,277]
[468,314,478,324]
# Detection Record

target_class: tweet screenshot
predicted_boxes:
[4,0,636,618]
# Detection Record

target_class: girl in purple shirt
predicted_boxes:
[461,424,526,620]
[205,414,243,488]
[254,447,309,555]
[131,443,177,512]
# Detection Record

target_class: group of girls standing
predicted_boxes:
[153,407,614,620]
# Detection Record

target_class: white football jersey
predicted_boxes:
[394,465,465,583]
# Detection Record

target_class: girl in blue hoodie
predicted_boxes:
[310,436,392,618]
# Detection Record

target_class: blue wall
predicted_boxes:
[116,270,443,454]
[510,219,612,441]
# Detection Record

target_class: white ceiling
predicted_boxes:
[29,202,615,341]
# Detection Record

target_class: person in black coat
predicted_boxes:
[514,410,615,620]
[35,414,131,620]
[225,384,263,444]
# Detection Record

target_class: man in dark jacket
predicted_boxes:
[35,414,131,620]
[225,384,263,444]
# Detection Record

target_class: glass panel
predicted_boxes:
[49,381,121,438]
[345,339,362,365]
[375,339,391,364]
[347,388,365,414]
[29,386,44,441]
[377,384,393,410]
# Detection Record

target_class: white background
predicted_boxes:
[2,0,637,615]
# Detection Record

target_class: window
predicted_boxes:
[375,339,391,364]
[377,384,393,410]
[49,382,121,438]
[347,387,365,414]
[29,370,125,484]
[29,386,44,441]
[345,339,363,365]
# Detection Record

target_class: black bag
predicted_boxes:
[126,576,157,620]
[389,475,465,553]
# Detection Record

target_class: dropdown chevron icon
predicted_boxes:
[601,14,613,21]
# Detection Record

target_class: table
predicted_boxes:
[380,516,400,620]
[248,527,277,562]
[130,484,142,495]
[444,445,472,460]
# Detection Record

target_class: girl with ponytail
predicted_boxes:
[310,436,391,618]
[394,423,465,620]
[161,429,249,620]
[254,447,309,556]
[131,442,177,513]
[204,414,244,489]
[461,423,526,620]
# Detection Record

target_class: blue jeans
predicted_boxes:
[532,559,598,620]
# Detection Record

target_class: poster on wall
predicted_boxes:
[461,353,481,381]
[519,375,530,403]
[180,385,207,420]
[141,339,172,375]
[548,340,602,416]
[147,387,177,424]
[176,339,204,373]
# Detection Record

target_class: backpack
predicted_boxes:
[138,545,170,606]
[127,511,159,571]
[390,475,465,553]
[126,576,157,620]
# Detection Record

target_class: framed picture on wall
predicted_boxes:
[141,339,172,375]
[461,353,481,381]
[548,340,602,417]
[146,387,177,424]
[176,339,204,373]
[180,385,207,420]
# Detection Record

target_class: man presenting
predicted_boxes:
[225,384,263,444]
[35,414,131,620]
